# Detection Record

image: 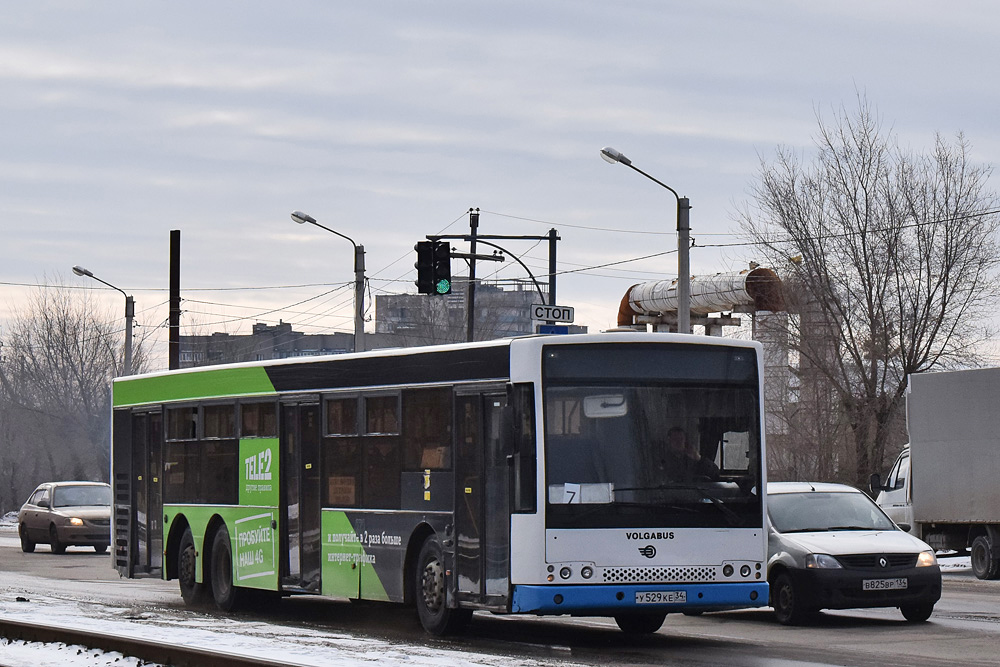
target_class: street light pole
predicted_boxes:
[600,146,691,334]
[291,211,366,353]
[72,265,134,375]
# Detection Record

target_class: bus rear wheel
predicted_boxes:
[614,612,666,634]
[210,525,246,612]
[414,535,471,635]
[178,527,208,606]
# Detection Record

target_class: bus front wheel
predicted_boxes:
[414,534,471,635]
[178,527,208,606]
[614,612,666,634]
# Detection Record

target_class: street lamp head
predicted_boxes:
[291,210,317,225]
[72,265,93,278]
[600,146,631,166]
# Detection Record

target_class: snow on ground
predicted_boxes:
[0,589,582,667]
[1,638,157,667]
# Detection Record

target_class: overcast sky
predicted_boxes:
[3,1,999,365]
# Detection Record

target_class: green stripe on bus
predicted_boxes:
[113,366,276,407]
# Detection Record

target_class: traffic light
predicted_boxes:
[414,241,435,294]
[431,241,451,295]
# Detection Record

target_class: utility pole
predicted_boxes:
[466,209,479,343]
[169,230,181,370]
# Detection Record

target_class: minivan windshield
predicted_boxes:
[53,485,112,508]
[768,491,896,533]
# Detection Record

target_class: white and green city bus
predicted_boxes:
[111,332,768,634]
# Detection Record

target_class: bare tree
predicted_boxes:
[740,96,1000,484]
[0,284,149,513]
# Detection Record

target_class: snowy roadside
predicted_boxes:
[0,586,585,667]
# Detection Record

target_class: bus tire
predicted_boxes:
[178,527,208,606]
[614,612,666,634]
[210,524,245,612]
[414,534,471,635]
[19,524,35,553]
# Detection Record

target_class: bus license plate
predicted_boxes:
[635,591,687,604]
[863,578,907,591]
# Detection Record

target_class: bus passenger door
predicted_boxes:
[455,391,510,604]
[281,402,321,590]
[129,410,163,575]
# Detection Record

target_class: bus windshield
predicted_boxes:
[543,343,762,529]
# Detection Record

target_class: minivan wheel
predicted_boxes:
[19,524,35,553]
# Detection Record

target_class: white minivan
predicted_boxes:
[766,482,941,625]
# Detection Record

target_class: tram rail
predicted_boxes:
[0,617,301,667]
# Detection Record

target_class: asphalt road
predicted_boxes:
[2,523,999,666]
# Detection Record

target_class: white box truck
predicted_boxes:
[872,367,1000,580]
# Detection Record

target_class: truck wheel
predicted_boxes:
[414,534,471,635]
[614,612,666,634]
[971,535,1000,580]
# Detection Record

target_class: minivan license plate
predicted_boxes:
[862,578,907,591]
[635,591,686,604]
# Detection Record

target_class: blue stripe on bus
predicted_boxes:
[511,582,769,614]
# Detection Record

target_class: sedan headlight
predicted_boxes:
[916,550,937,567]
[804,554,842,569]
[69,518,84,526]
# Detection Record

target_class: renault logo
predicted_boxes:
[639,545,656,559]
[879,556,888,568]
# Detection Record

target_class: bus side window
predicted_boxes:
[323,396,360,507]
[202,404,237,505]
[164,406,199,503]
[363,394,401,509]
[402,388,452,471]
[509,383,536,513]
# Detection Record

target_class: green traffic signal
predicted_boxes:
[435,278,451,295]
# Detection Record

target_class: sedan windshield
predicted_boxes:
[53,485,111,508]
[768,491,896,533]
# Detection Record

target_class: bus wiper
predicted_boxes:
[615,484,743,527]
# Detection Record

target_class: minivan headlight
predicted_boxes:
[916,550,937,567]
[804,554,841,569]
